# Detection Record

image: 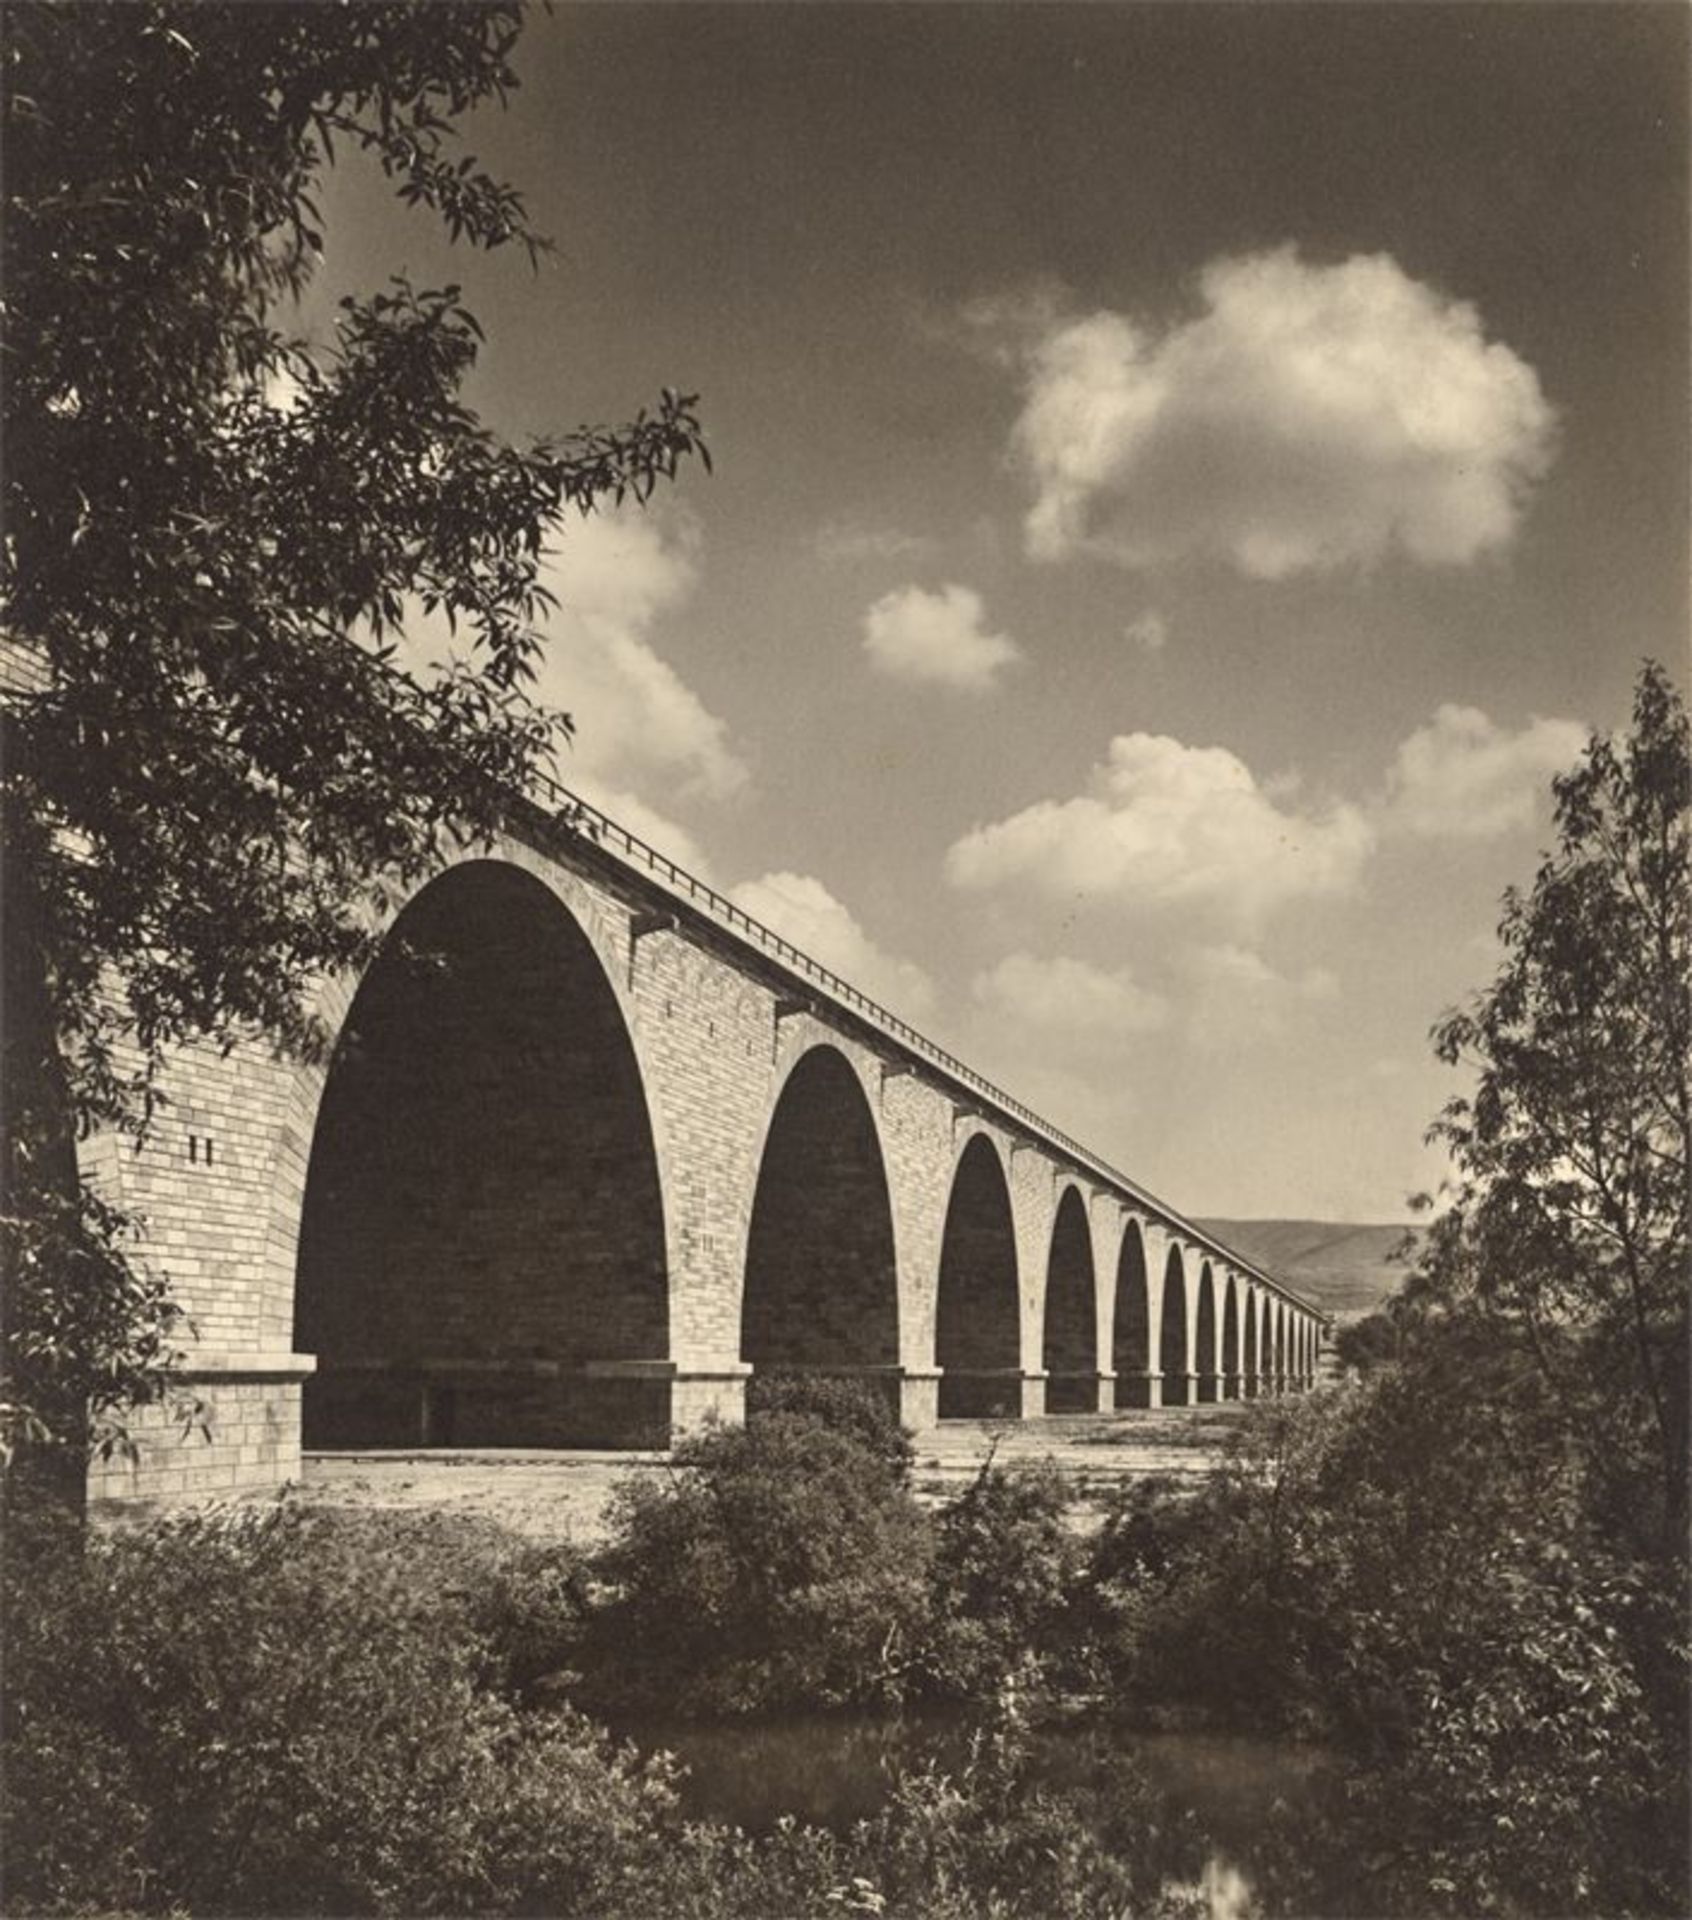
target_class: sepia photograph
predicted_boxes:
[2,3,1686,1915]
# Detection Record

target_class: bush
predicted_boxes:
[1090,1353,1689,1914]
[918,1460,1079,1702]
[0,1506,675,1916]
[746,1369,916,1481]
[584,1409,933,1717]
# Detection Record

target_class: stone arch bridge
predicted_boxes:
[89,781,1326,1504]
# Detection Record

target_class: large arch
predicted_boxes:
[741,1044,900,1396]
[1043,1184,1099,1412]
[1112,1219,1155,1408]
[1244,1290,1261,1397]
[1195,1262,1219,1402]
[1159,1245,1191,1405]
[1221,1275,1241,1401]
[936,1132,1022,1418]
[294,859,669,1449]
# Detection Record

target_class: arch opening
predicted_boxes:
[936,1134,1022,1419]
[1112,1221,1155,1408]
[1042,1186,1099,1412]
[1196,1263,1219,1403]
[1160,1247,1191,1405]
[1245,1293,1261,1398]
[741,1046,900,1405]
[294,860,669,1450]
[1221,1278,1241,1401]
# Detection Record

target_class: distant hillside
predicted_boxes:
[1195,1219,1416,1324]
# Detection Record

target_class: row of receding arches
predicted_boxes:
[938,1134,1316,1416]
[291,860,1316,1448]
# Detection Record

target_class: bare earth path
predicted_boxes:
[292,1407,1251,1546]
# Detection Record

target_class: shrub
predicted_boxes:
[746,1369,916,1481]
[584,1410,933,1717]
[918,1459,1078,1702]
[0,1505,676,1916]
[1091,1356,1689,1914]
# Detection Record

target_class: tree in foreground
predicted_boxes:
[0,2,707,1495]
[1413,657,1689,1564]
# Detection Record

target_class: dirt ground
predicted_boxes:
[289,1407,1249,1546]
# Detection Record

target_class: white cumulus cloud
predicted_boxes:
[728,871,936,1019]
[538,508,747,802]
[863,582,1021,692]
[945,732,1373,930]
[1382,703,1587,838]
[1007,247,1555,578]
[972,951,1169,1040]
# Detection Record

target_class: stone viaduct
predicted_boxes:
[86,780,1327,1506]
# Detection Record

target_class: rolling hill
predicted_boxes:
[1195,1219,1416,1324]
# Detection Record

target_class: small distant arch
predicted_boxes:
[1159,1245,1190,1405]
[1196,1262,1219,1402]
[1043,1184,1099,1412]
[1112,1219,1154,1408]
[1220,1275,1241,1400]
[936,1132,1021,1419]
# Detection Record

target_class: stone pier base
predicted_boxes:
[88,1352,315,1511]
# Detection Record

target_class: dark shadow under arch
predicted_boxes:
[1042,1186,1099,1412]
[295,860,669,1449]
[741,1046,899,1393]
[1196,1263,1219,1402]
[937,1134,1022,1419]
[1160,1247,1191,1405]
[1221,1277,1240,1400]
[1112,1221,1155,1408]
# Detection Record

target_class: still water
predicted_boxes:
[623,1712,1350,1918]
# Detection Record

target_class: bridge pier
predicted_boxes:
[1162,1369,1200,1408]
[1046,1369,1109,1414]
[1115,1369,1164,1410]
[938,1367,1041,1421]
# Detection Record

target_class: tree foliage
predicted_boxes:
[586,1411,934,1718]
[1417,659,1689,1559]
[0,3,708,1477]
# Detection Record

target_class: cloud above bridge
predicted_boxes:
[728,870,936,1020]
[538,507,748,803]
[944,730,1373,930]
[862,582,1022,692]
[1184,943,1340,1053]
[996,247,1555,579]
[971,951,1169,1044]
[1380,703,1587,838]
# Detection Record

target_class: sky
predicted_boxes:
[302,2,1687,1223]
